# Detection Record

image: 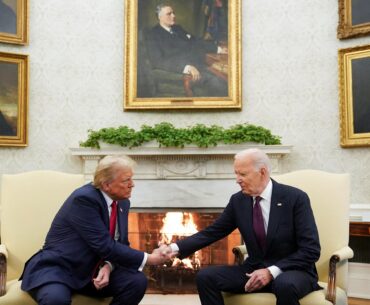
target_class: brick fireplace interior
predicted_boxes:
[128,211,241,294]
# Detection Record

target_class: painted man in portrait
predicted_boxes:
[137,1,228,98]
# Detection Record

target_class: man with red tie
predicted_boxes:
[164,148,321,305]
[20,155,168,305]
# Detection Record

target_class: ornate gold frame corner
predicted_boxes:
[337,0,370,39]
[123,0,242,110]
[339,44,370,147]
[0,0,29,45]
[0,52,28,147]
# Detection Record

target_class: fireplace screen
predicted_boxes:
[128,211,241,294]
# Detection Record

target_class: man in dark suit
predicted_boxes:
[163,148,321,305]
[145,3,228,97]
[20,155,168,305]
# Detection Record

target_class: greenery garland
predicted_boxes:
[79,122,281,149]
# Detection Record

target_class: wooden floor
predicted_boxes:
[349,298,370,305]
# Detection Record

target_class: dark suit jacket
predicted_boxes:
[177,179,321,281]
[20,183,144,291]
[145,24,217,74]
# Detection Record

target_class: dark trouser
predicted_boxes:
[29,267,147,305]
[196,265,318,305]
[193,70,228,97]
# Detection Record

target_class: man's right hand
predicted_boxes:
[146,244,175,265]
[187,65,201,81]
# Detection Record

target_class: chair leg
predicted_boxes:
[0,253,6,296]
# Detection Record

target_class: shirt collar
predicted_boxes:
[257,179,273,202]
[101,190,114,210]
[160,24,172,32]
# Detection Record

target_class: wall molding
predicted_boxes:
[350,204,370,222]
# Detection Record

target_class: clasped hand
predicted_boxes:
[146,244,176,265]
[244,268,273,292]
[93,263,111,290]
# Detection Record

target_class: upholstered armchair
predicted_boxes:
[0,171,112,305]
[223,170,353,305]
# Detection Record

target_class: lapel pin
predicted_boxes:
[277,203,283,207]
[120,208,123,212]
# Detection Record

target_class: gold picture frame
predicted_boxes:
[124,0,241,110]
[0,0,28,45]
[339,44,370,147]
[337,0,370,39]
[0,52,28,146]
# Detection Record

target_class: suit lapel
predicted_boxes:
[244,195,254,233]
[117,199,129,244]
[96,187,110,228]
[265,180,284,250]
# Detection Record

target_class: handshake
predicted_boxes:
[146,244,177,265]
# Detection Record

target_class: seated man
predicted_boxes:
[163,148,321,305]
[145,3,228,97]
[20,155,169,305]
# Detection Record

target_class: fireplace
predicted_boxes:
[128,210,241,294]
[71,144,291,293]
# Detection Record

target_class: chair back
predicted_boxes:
[0,171,85,281]
[272,170,350,291]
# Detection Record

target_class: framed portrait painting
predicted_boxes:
[338,0,370,39]
[339,44,370,147]
[0,52,28,146]
[124,0,242,110]
[0,0,28,45]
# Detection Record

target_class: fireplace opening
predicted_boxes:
[128,211,241,294]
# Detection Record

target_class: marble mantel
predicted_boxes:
[70,144,292,209]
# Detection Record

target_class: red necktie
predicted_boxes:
[109,201,117,238]
[253,196,266,250]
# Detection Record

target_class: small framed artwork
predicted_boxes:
[338,0,370,39]
[124,0,242,110]
[0,0,28,45]
[339,44,370,147]
[0,52,28,146]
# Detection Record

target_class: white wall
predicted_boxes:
[0,0,370,206]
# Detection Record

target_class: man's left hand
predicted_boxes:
[93,263,111,290]
[244,268,273,292]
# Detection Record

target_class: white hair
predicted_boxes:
[93,155,136,189]
[156,3,172,18]
[235,148,272,174]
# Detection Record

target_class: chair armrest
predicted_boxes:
[326,246,354,304]
[0,244,7,296]
[232,245,247,265]
[151,69,193,97]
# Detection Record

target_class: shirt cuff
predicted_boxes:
[183,65,191,74]
[103,261,114,272]
[170,243,179,254]
[140,252,148,271]
[267,265,282,279]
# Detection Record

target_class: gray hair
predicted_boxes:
[93,155,136,189]
[235,148,272,174]
[156,3,172,18]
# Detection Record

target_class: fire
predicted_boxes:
[159,212,201,269]
[159,212,198,244]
